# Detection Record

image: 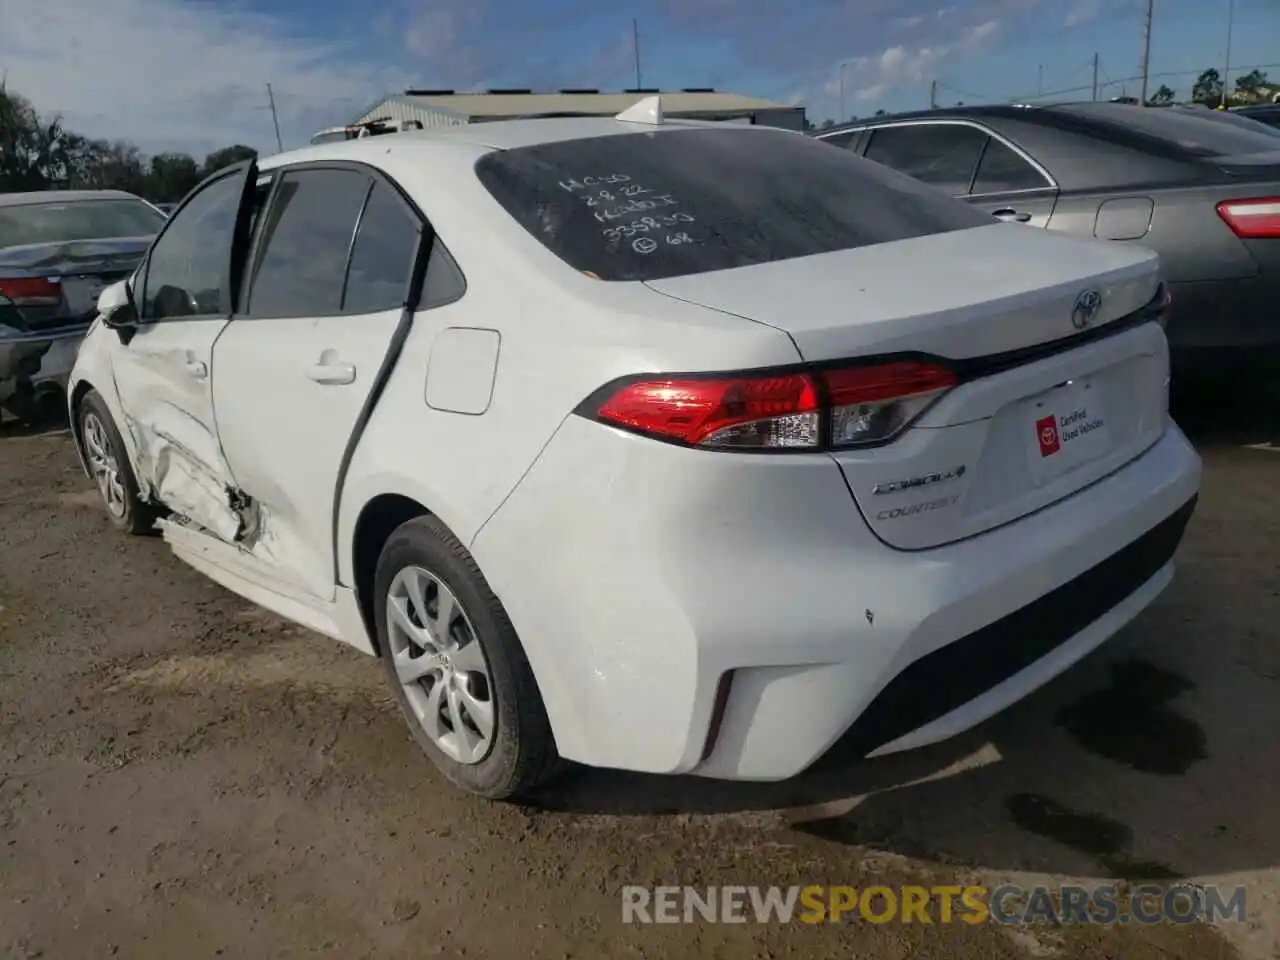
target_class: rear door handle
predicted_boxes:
[307,360,357,385]
[992,208,1033,223]
[184,360,208,379]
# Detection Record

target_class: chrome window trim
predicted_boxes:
[820,118,1059,198]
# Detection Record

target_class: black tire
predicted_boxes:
[373,515,561,800]
[78,389,156,535]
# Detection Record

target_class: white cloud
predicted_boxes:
[0,0,419,158]
[843,43,953,102]
[1064,0,1102,26]
[960,18,1003,53]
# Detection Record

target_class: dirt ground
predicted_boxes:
[1,378,1277,960]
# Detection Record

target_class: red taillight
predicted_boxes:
[1215,197,1280,239]
[590,359,957,451]
[0,276,62,307]
[595,373,821,448]
[824,361,958,447]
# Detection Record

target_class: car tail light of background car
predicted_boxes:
[0,276,63,308]
[1215,197,1280,238]
[585,359,959,451]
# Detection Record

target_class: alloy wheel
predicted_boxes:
[386,566,496,764]
[82,412,127,519]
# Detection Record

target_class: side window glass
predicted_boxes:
[141,174,242,321]
[421,240,466,309]
[247,168,370,318]
[863,124,987,195]
[972,138,1051,194]
[342,181,421,314]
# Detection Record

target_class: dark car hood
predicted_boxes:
[0,235,153,276]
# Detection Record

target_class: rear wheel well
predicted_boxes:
[353,494,432,654]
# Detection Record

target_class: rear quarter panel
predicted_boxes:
[333,144,801,587]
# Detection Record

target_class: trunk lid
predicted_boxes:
[0,236,151,332]
[644,222,1160,362]
[645,222,1169,549]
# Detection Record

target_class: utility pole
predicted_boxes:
[1138,0,1154,105]
[632,19,642,89]
[839,64,846,122]
[929,79,938,109]
[266,82,283,153]
[1037,64,1043,97]
[1221,0,1235,108]
[1091,53,1099,101]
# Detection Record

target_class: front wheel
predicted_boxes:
[373,515,560,800]
[78,390,155,535]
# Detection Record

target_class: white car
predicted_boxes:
[68,98,1201,799]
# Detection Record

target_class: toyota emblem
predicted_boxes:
[1072,289,1102,330]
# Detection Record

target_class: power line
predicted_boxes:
[938,59,1280,106]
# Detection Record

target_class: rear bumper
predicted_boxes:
[0,322,90,397]
[1165,275,1280,358]
[473,414,1201,780]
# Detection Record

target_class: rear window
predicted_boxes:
[0,198,165,248]
[1054,103,1280,158]
[474,128,991,282]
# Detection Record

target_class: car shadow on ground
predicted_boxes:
[1172,368,1280,449]
[538,369,1279,883]
[0,409,70,440]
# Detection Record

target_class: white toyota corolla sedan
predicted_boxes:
[67,99,1201,799]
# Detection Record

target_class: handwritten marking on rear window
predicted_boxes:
[558,175,632,192]
[562,175,701,253]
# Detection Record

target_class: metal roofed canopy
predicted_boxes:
[352,89,805,129]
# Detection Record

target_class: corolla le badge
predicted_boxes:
[1071,289,1102,330]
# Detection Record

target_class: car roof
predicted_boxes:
[0,189,142,208]
[815,101,1210,135]
[1235,103,1280,115]
[261,115,793,171]
[818,103,1044,134]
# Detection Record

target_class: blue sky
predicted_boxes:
[0,0,1275,157]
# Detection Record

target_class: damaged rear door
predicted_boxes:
[210,164,428,602]
[109,162,260,540]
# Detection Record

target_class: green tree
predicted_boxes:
[0,83,66,191]
[150,152,201,201]
[1191,68,1223,105]
[1,83,254,200]
[202,145,258,177]
[1149,84,1176,105]
[874,108,887,116]
[1234,69,1270,103]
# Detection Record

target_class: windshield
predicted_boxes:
[0,198,165,248]
[474,127,991,282]
[1055,103,1280,157]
